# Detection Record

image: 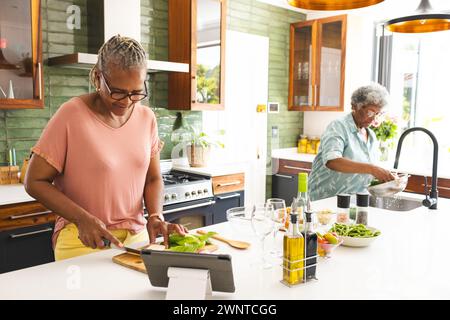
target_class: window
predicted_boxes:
[375,25,450,176]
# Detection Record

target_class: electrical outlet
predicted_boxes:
[272,126,278,139]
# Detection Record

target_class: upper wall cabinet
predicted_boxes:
[168,0,226,111]
[289,15,347,112]
[0,0,43,110]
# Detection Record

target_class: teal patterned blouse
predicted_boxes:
[308,113,379,201]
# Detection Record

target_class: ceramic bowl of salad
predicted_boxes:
[329,223,381,247]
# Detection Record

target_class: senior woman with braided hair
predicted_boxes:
[25,35,187,260]
[308,83,396,201]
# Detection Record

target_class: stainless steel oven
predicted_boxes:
[162,197,215,229]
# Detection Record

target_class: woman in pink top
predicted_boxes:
[24,35,187,260]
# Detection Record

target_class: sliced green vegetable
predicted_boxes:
[167,232,217,252]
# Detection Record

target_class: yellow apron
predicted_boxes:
[54,223,149,261]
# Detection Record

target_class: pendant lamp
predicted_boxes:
[286,0,384,11]
[386,0,450,33]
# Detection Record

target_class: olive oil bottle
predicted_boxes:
[283,213,305,286]
[302,211,318,280]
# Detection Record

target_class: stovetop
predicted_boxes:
[162,171,204,186]
[162,170,213,206]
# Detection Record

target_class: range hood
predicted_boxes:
[47,0,188,73]
[47,53,188,73]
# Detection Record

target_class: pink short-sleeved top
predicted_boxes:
[31,97,163,247]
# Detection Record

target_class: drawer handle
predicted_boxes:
[217,181,241,187]
[10,227,53,239]
[217,193,240,200]
[274,174,293,179]
[283,165,311,171]
[9,210,52,220]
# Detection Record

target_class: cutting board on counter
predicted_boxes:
[112,244,219,274]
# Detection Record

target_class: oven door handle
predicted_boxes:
[162,200,216,214]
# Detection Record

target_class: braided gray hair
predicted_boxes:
[351,83,390,110]
[89,35,147,89]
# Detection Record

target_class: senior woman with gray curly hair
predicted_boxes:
[308,83,395,201]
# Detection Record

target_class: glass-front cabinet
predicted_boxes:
[289,15,346,111]
[0,0,43,109]
[168,0,226,111]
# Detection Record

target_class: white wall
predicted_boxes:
[303,13,375,137]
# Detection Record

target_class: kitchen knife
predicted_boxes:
[102,238,141,255]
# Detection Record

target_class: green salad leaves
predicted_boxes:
[168,232,217,252]
[330,223,380,238]
[369,179,383,187]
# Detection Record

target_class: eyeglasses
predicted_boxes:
[366,109,385,119]
[100,73,148,102]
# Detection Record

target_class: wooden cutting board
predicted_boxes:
[112,244,219,274]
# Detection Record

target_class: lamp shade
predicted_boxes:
[386,0,450,33]
[286,0,384,11]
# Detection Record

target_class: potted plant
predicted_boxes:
[370,114,399,162]
[186,125,224,167]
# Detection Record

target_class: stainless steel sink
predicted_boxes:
[369,195,423,212]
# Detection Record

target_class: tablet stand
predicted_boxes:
[166,267,212,300]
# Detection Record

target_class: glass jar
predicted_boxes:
[356,193,369,226]
[309,136,320,154]
[306,137,315,154]
[314,138,321,154]
[336,194,350,223]
[298,135,308,154]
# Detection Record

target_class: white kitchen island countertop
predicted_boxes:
[0,184,35,206]
[1,193,450,300]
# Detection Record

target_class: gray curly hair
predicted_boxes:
[351,83,390,110]
[89,35,147,89]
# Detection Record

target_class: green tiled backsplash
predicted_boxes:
[1,0,304,198]
[0,0,201,164]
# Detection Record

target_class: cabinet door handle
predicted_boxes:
[217,181,241,187]
[422,184,450,191]
[38,62,42,100]
[10,227,53,239]
[283,165,311,172]
[217,193,240,200]
[314,84,318,107]
[274,174,293,179]
[162,200,216,214]
[9,210,52,220]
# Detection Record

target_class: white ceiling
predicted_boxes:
[258,0,450,21]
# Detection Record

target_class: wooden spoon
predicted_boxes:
[197,230,251,250]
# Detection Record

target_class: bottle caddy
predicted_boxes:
[281,173,318,287]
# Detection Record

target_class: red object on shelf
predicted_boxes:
[0,38,6,49]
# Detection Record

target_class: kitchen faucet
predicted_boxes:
[393,127,439,209]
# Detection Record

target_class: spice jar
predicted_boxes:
[336,194,350,223]
[298,135,308,154]
[356,193,369,226]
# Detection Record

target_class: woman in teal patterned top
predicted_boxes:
[308,83,396,201]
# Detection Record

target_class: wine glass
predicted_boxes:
[250,204,275,269]
[266,198,287,258]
